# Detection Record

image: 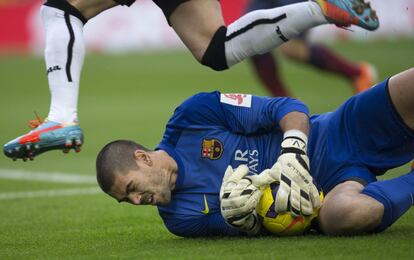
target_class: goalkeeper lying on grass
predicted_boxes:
[96,68,414,237]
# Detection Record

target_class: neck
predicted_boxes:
[153,149,178,190]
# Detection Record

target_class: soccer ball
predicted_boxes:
[256,183,322,236]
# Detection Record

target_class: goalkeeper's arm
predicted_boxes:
[279,111,309,138]
[277,111,321,215]
[250,111,321,215]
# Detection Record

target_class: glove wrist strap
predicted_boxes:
[281,129,308,155]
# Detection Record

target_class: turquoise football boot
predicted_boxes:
[4,119,83,161]
[314,0,379,31]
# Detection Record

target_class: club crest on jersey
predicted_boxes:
[202,139,223,160]
[220,93,252,107]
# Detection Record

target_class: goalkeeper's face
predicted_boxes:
[108,164,173,206]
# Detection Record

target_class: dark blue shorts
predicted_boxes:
[309,79,414,192]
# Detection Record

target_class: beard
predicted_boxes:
[156,189,172,206]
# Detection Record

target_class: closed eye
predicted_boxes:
[126,181,133,195]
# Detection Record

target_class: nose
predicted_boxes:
[129,194,142,205]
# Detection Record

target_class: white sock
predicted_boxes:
[225,2,327,67]
[41,5,85,124]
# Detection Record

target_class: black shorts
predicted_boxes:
[113,0,136,7]
[153,0,191,21]
[114,0,191,22]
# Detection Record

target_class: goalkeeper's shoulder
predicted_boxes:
[166,91,225,127]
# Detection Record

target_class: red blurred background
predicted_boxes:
[0,0,247,54]
[0,0,412,54]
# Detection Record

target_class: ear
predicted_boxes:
[134,150,153,166]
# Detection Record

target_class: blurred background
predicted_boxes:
[0,0,414,258]
[1,0,413,53]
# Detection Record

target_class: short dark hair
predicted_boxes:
[96,140,150,193]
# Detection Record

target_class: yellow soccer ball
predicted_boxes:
[256,183,323,236]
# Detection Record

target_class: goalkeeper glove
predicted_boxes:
[275,129,321,216]
[246,130,321,216]
[220,165,262,235]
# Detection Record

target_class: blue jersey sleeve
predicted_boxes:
[219,93,309,133]
[164,91,309,144]
[158,194,243,237]
[160,211,242,237]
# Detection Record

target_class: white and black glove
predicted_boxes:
[275,129,321,216]
[220,165,262,235]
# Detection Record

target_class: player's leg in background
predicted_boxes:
[248,35,374,97]
[242,0,378,96]
[244,0,291,97]
[170,0,331,71]
[43,0,119,124]
[247,35,374,97]
[169,0,225,64]
[249,53,290,97]
[3,0,120,161]
[280,38,377,93]
[243,0,376,96]
[171,0,378,86]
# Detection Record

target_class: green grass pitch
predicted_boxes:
[0,40,414,259]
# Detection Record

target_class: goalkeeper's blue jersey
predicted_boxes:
[156,81,414,237]
[156,91,309,237]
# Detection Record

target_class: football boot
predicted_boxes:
[353,62,377,93]
[314,0,379,31]
[4,117,83,161]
